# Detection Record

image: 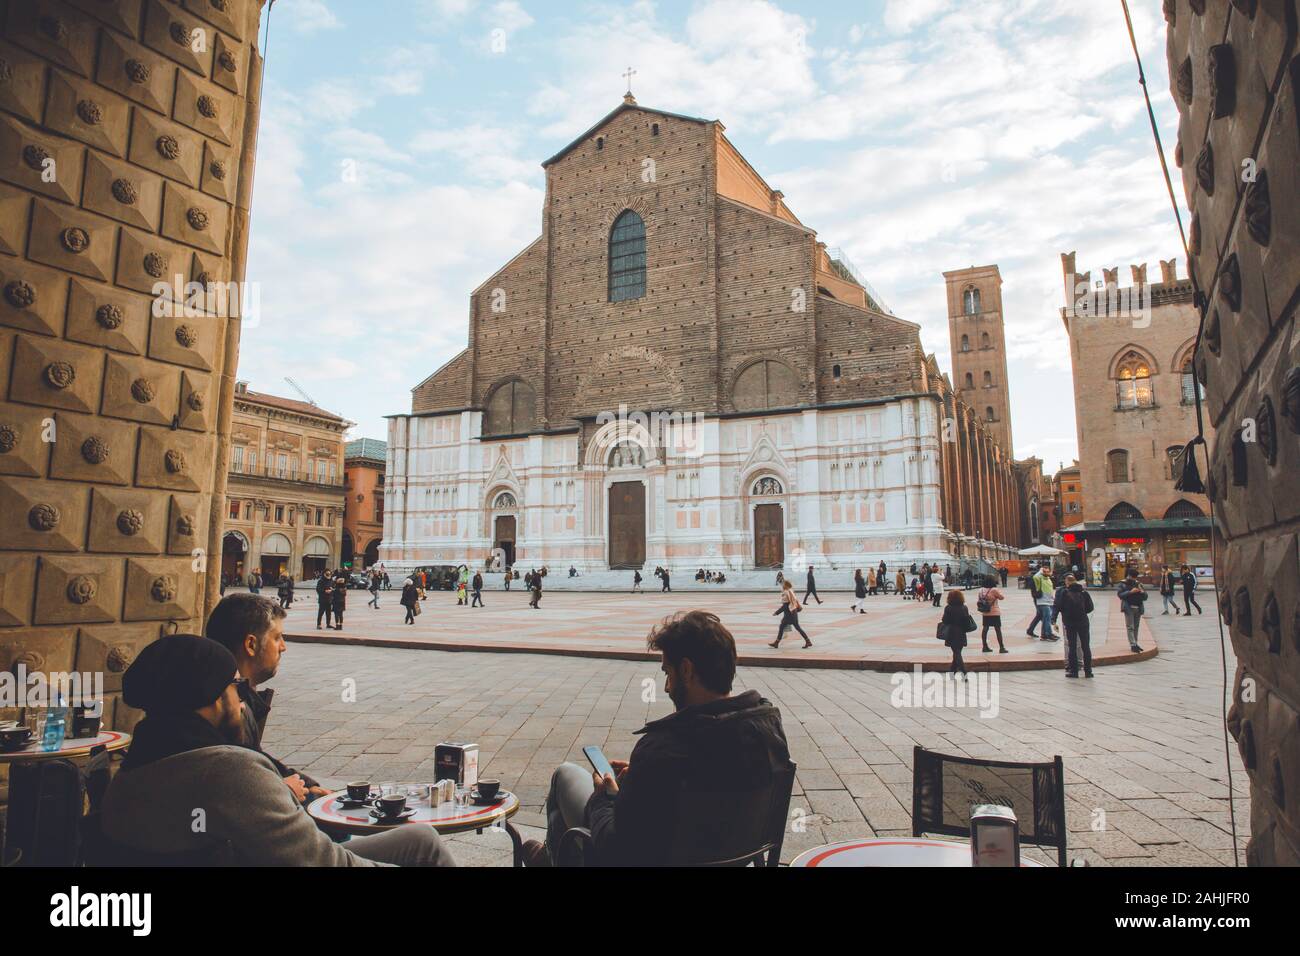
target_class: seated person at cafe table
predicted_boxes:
[204,593,324,804]
[524,610,791,866]
[101,635,456,866]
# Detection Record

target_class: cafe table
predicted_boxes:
[0,730,131,764]
[790,837,1047,867]
[307,786,525,866]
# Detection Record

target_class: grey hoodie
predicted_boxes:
[102,745,385,866]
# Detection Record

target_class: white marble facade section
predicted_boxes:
[381,399,956,572]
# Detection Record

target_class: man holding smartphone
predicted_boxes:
[523,610,792,866]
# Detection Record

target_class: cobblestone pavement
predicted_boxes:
[276,586,1153,670]
[262,598,1245,867]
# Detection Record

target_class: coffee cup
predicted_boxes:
[346,781,372,802]
[475,779,501,801]
[0,727,34,751]
[376,794,407,817]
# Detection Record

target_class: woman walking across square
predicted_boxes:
[940,590,976,678]
[770,579,812,648]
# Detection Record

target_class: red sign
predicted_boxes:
[1061,533,1077,544]
[1108,537,1146,546]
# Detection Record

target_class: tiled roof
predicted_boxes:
[345,437,387,462]
[236,388,347,423]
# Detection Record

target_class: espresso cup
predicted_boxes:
[376,794,407,817]
[0,728,33,750]
[346,781,372,802]
[475,779,501,801]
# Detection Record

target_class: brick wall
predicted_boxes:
[1165,0,1300,865]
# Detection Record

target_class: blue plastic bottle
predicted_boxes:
[41,695,68,753]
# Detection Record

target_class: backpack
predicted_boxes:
[976,588,992,614]
[4,748,111,867]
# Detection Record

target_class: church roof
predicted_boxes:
[541,96,714,168]
[345,437,387,463]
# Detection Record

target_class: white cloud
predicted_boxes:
[279,0,341,34]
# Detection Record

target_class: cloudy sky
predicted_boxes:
[240,0,1185,471]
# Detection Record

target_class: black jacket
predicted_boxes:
[315,576,331,604]
[236,683,318,790]
[1053,583,1094,627]
[941,603,974,648]
[585,690,791,866]
[1118,582,1148,616]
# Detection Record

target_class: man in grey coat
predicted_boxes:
[102,635,455,867]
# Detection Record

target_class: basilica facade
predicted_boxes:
[381,97,1022,575]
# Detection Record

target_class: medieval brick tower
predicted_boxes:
[944,264,1014,454]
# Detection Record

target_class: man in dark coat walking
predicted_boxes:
[803,565,822,605]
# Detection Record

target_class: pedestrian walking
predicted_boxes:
[661,567,671,592]
[929,566,943,607]
[976,575,1008,653]
[850,569,867,614]
[1180,564,1202,614]
[939,590,976,678]
[315,571,333,630]
[1029,565,1059,640]
[471,570,484,607]
[867,567,877,596]
[456,565,469,606]
[1158,565,1181,615]
[803,565,823,605]
[367,570,381,608]
[529,569,543,609]
[769,579,812,649]
[1117,574,1148,652]
[401,578,419,624]
[631,570,642,593]
[504,564,512,590]
[895,568,906,596]
[1053,574,1096,678]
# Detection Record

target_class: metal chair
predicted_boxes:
[558,760,796,867]
[911,746,1069,867]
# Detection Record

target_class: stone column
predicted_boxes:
[0,1,268,733]
[1166,0,1300,865]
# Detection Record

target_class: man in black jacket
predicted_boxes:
[1052,575,1096,678]
[526,610,792,866]
[205,593,327,805]
[803,565,822,605]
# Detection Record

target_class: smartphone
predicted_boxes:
[583,745,616,780]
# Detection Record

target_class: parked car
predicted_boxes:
[411,565,459,591]
[346,573,370,590]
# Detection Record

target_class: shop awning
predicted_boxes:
[1061,517,1214,534]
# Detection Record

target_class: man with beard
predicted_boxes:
[204,593,324,804]
[100,635,456,866]
[523,611,792,866]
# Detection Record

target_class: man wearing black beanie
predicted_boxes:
[102,635,455,867]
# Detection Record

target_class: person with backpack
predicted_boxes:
[1180,564,1202,614]
[850,569,867,614]
[1117,574,1148,652]
[769,579,811,649]
[976,575,1008,653]
[471,570,484,608]
[1053,574,1096,678]
[1157,565,1181,615]
[939,590,977,678]
[1029,566,1059,641]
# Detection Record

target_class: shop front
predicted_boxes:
[1063,519,1214,587]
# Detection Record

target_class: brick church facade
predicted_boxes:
[381,97,1023,575]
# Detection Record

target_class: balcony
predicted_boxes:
[228,463,344,489]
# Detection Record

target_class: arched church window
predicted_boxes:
[733,359,799,412]
[483,379,537,436]
[963,288,981,314]
[985,406,995,421]
[983,370,992,387]
[492,492,517,509]
[609,210,646,302]
[753,477,783,496]
[1115,351,1153,408]
[960,335,970,352]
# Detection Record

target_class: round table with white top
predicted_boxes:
[790,837,1047,867]
[307,785,524,865]
[0,730,130,763]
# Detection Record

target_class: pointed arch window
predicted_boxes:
[609,210,646,302]
[963,287,981,314]
[1115,351,1154,408]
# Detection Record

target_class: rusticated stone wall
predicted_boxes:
[1165,0,1300,864]
[0,0,266,740]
